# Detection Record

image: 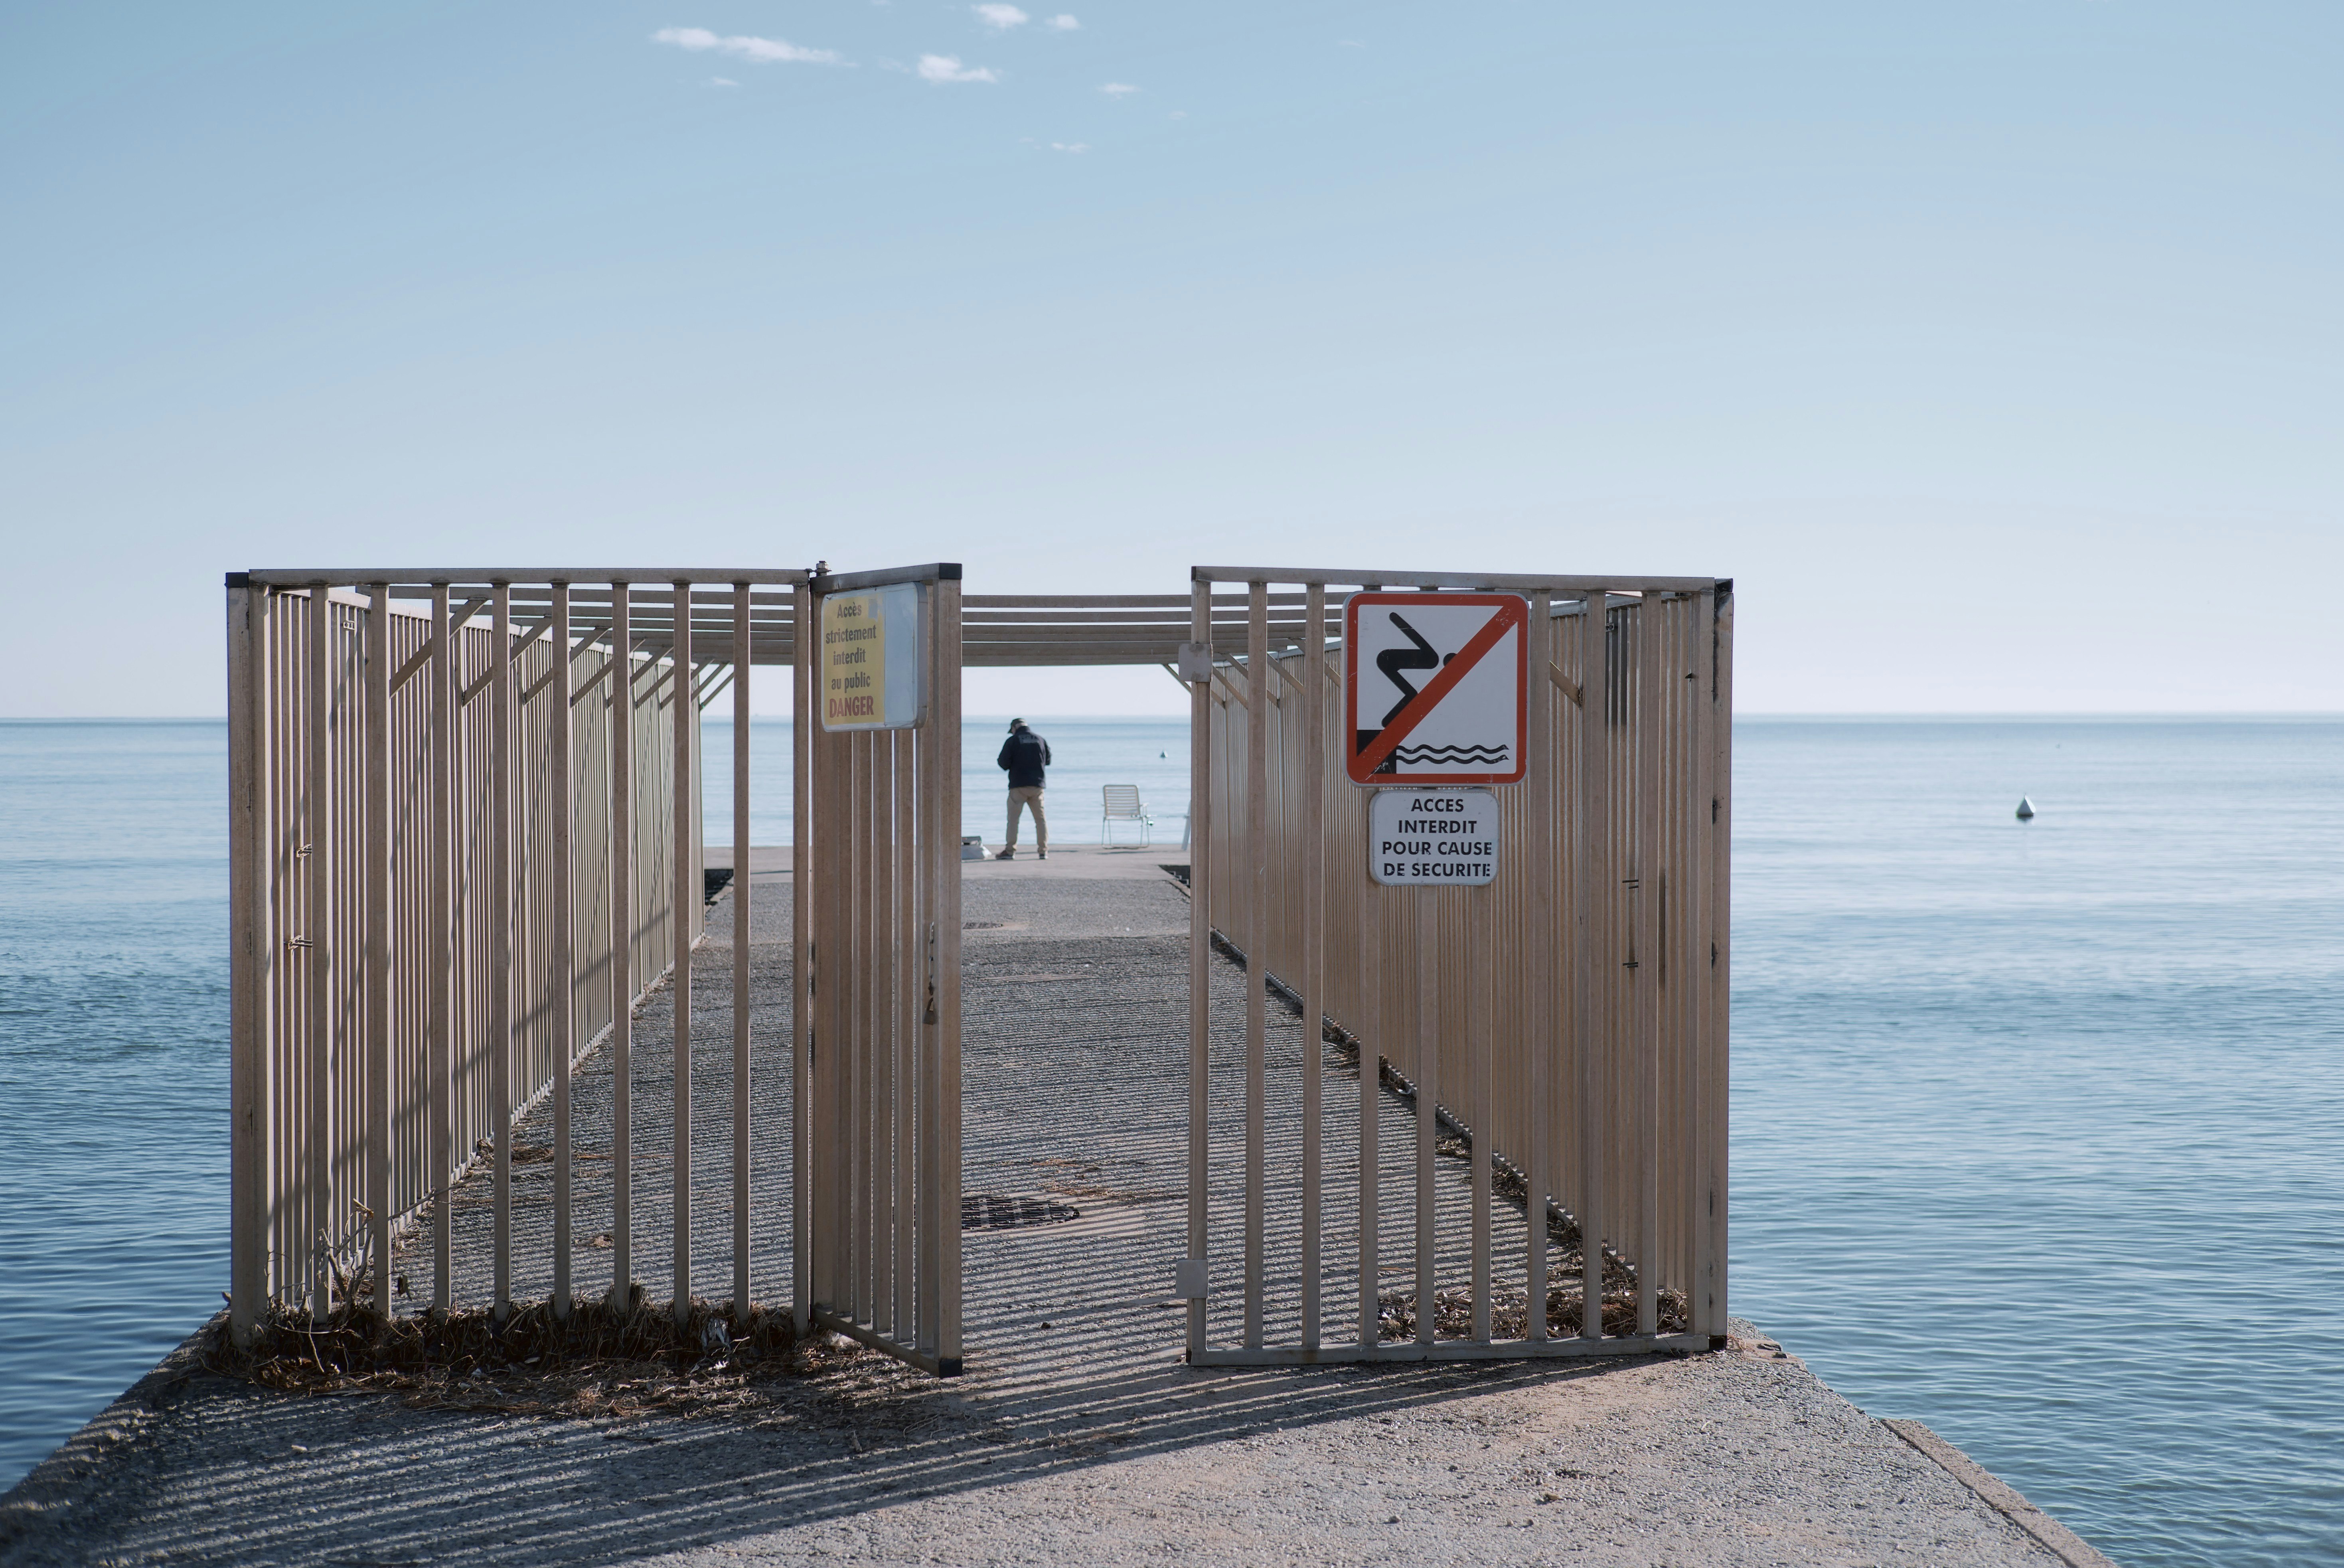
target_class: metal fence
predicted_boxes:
[223,563,1730,1382]
[1185,568,1734,1363]
[223,571,804,1341]
[801,565,966,1374]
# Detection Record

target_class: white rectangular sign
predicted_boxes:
[1369,788,1499,887]
[820,581,927,731]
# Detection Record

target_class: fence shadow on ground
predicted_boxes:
[106,1337,1668,1566]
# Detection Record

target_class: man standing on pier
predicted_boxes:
[995,717,1051,860]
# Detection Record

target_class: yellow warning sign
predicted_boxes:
[820,581,924,730]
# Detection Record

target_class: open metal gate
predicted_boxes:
[1177,566,1732,1365]
[798,563,966,1374]
[225,557,1720,1384]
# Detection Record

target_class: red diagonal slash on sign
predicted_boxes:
[1353,596,1528,776]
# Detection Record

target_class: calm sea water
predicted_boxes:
[0,722,229,1493]
[1732,719,2344,1568]
[2,716,2337,1567]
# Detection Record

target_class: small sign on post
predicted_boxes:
[1369,788,1499,886]
[1344,592,1528,784]
[820,582,927,730]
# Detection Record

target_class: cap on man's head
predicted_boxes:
[1008,718,1026,732]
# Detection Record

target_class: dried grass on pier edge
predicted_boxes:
[199,1287,850,1422]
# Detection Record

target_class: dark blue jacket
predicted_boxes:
[997,729,1051,789]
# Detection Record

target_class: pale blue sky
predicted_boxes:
[3,2,2337,715]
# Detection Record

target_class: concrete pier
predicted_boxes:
[2,861,2116,1566]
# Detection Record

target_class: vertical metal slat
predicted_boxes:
[306,587,333,1323]
[430,586,455,1311]
[551,581,575,1318]
[792,582,814,1335]
[1635,595,1663,1337]
[1300,581,1325,1351]
[491,582,514,1318]
[609,582,634,1309]
[226,581,264,1343]
[934,573,966,1372]
[1524,590,1554,1341]
[672,579,695,1325]
[1186,577,1212,1365]
[365,584,393,1318]
[1414,893,1438,1347]
[1576,594,1607,1339]
[733,583,753,1327]
[1243,581,1269,1349]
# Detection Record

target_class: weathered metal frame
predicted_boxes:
[1180,566,1733,1367]
[801,563,966,1376]
[225,561,1724,1388]
[225,571,789,1346]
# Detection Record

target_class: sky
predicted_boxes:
[2,1,2338,717]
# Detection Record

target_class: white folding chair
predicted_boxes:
[1101,784,1154,846]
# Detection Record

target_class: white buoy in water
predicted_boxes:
[2015,796,2036,820]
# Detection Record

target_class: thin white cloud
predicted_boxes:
[974,4,1028,28]
[1099,81,1138,97]
[1050,141,1088,153]
[653,27,843,65]
[918,53,998,83]
[1046,13,1080,28]
[1339,39,1366,49]
[710,76,739,87]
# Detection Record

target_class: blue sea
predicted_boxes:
[2,716,2338,1567]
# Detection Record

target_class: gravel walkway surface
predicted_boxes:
[3,867,2093,1567]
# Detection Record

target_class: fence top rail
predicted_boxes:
[964,593,1327,609]
[457,588,802,604]
[966,593,1193,609]
[810,562,962,592]
[235,568,814,588]
[1191,566,1728,593]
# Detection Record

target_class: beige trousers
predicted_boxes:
[1005,786,1047,850]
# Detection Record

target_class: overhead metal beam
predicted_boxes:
[245,568,813,588]
[1193,567,1726,593]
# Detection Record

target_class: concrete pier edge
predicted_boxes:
[1884,1419,2121,1568]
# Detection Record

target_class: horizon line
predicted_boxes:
[8,711,2344,725]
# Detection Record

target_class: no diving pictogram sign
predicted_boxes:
[1343,592,1528,784]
